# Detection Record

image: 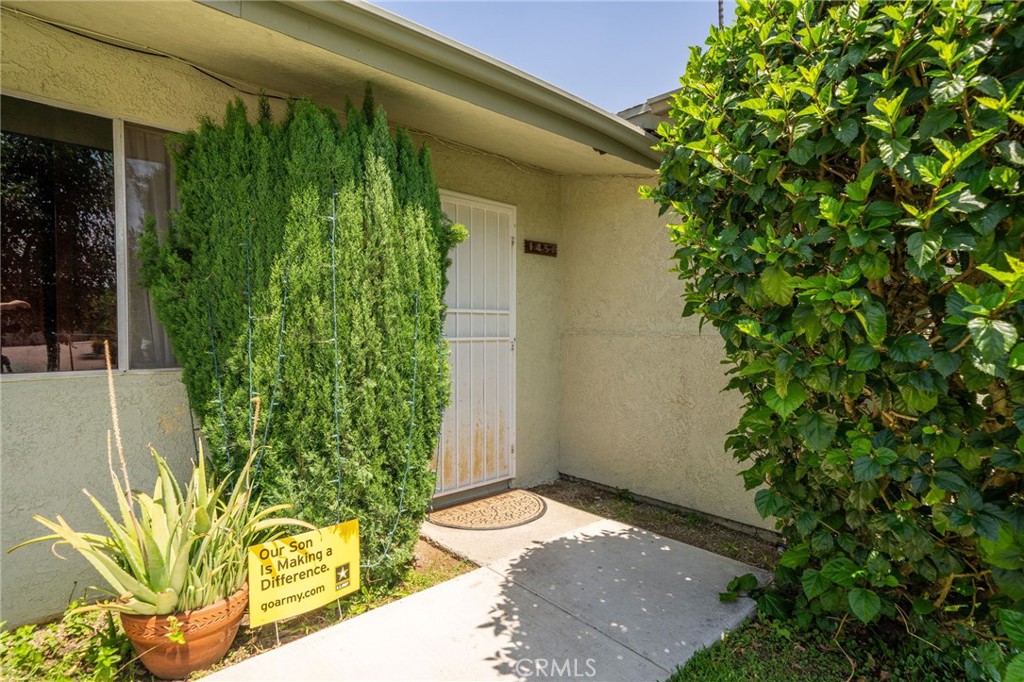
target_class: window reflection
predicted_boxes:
[1,100,116,373]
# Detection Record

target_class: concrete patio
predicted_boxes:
[207,496,769,681]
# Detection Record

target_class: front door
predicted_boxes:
[434,191,516,497]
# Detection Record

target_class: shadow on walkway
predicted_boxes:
[479,521,763,679]
[206,502,766,681]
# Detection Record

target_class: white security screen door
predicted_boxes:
[434,191,516,497]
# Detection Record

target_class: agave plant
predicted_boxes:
[180,443,311,610]
[11,345,310,615]
[13,443,308,615]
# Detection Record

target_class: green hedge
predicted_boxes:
[645,0,1024,626]
[141,94,462,582]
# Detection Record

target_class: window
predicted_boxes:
[125,124,178,369]
[0,96,177,373]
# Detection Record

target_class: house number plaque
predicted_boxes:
[524,240,557,257]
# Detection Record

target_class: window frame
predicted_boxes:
[0,89,183,380]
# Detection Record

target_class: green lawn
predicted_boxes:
[670,616,965,682]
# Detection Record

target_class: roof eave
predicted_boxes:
[199,0,661,171]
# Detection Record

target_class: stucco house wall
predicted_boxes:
[0,9,564,625]
[1,13,219,626]
[557,176,766,529]
[0,13,280,136]
[0,374,195,626]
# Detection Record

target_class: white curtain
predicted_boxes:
[125,124,177,369]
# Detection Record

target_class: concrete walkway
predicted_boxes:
[208,496,769,681]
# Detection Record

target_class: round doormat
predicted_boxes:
[428,489,547,530]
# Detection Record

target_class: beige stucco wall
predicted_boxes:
[558,176,767,529]
[0,12,278,132]
[0,10,565,624]
[0,12,235,627]
[1,372,195,625]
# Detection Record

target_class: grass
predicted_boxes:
[669,617,851,682]
[0,539,473,681]
[669,615,969,682]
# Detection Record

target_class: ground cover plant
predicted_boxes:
[141,92,465,584]
[670,612,967,682]
[0,605,136,682]
[644,0,1024,654]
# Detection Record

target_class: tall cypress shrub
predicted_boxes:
[140,94,463,581]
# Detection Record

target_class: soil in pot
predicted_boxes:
[120,584,249,679]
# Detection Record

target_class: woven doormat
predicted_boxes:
[428,489,547,530]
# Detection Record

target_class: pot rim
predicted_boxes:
[120,583,248,634]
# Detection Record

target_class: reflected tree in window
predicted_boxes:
[1,132,116,372]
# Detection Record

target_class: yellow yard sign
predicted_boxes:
[247,519,360,627]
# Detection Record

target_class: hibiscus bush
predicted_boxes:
[645,0,1024,626]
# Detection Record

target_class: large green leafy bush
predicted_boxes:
[645,0,1024,625]
[141,95,462,582]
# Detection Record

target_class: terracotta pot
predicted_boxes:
[120,584,248,679]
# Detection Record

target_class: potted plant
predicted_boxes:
[12,354,309,678]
